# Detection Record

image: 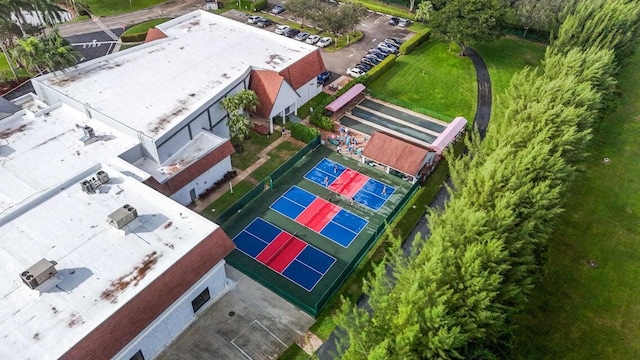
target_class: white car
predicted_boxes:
[316,37,332,48]
[306,34,320,45]
[247,15,262,24]
[346,67,365,78]
[275,25,290,35]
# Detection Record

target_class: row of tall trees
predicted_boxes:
[283,0,368,36]
[336,0,640,358]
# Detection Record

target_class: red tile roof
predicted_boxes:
[278,49,326,89]
[249,70,284,118]
[362,132,431,175]
[144,28,168,43]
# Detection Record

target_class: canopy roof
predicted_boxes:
[362,132,430,175]
[431,116,467,154]
[325,84,366,112]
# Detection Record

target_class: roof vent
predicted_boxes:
[20,259,58,290]
[80,170,110,194]
[76,124,97,145]
[107,204,139,229]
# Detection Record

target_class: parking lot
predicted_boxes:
[221,9,413,77]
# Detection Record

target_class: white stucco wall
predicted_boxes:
[295,78,322,109]
[113,261,229,360]
[169,156,232,205]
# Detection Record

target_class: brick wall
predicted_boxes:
[61,227,235,360]
[144,140,235,197]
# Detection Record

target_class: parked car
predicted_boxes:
[361,57,378,67]
[271,4,286,14]
[295,32,310,41]
[364,54,382,64]
[275,25,290,35]
[385,38,404,47]
[284,28,300,38]
[347,67,366,78]
[257,18,273,28]
[247,15,263,24]
[316,37,332,48]
[317,70,332,84]
[368,51,386,61]
[378,42,399,54]
[388,16,399,26]
[376,46,392,55]
[398,18,411,28]
[306,34,320,44]
[355,63,372,72]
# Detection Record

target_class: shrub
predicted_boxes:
[121,32,147,42]
[399,29,431,55]
[197,170,237,200]
[251,0,268,11]
[364,55,397,84]
[310,109,335,130]
[288,123,320,142]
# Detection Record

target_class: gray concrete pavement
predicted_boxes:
[156,265,314,360]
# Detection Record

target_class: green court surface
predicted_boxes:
[221,145,414,316]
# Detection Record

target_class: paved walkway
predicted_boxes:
[192,134,288,213]
[316,47,493,359]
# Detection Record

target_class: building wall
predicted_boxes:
[60,227,235,360]
[295,78,322,110]
[269,81,299,119]
[113,261,228,360]
[169,156,232,205]
[143,140,235,198]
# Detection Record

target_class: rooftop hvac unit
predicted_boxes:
[80,180,94,193]
[20,259,58,290]
[107,204,138,229]
[96,170,110,184]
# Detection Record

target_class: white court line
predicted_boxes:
[256,320,288,347]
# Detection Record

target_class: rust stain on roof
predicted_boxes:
[0,123,29,139]
[67,312,85,328]
[100,251,162,303]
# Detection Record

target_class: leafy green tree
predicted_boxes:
[221,89,260,145]
[0,18,20,79]
[552,0,640,61]
[10,30,78,74]
[283,0,322,28]
[315,1,366,36]
[429,0,504,55]
[415,1,433,24]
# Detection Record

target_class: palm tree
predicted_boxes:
[236,89,259,114]
[42,30,79,73]
[10,30,78,75]
[221,90,260,150]
[0,18,20,79]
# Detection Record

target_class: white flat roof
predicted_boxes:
[0,103,137,217]
[34,10,318,140]
[0,164,218,360]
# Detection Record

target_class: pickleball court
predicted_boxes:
[270,186,368,247]
[304,158,395,211]
[233,217,336,291]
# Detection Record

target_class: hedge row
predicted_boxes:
[288,122,320,142]
[251,0,268,12]
[364,55,397,83]
[399,28,431,55]
[121,32,147,42]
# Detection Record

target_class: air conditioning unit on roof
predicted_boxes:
[20,259,58,290]
[107,204,139,229]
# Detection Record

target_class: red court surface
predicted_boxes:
[256,233,306,272]
[329,169,370,198]
[296,199,341,232]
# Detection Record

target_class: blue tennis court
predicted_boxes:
[233,218,336,292]
[270,186,368,247]
[304,158,396,211]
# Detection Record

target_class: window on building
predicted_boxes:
[191,287,211,313]
[129,350,145,360]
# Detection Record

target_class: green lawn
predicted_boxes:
[200,180,254,222]
[0,54,30,84]
[368,41,477,122]
[85,0,167,16]
[473,37,546,121]
[123,18,170,35]
[231,131,282,170]
[513,43,640,359]
[250,140,303,182]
